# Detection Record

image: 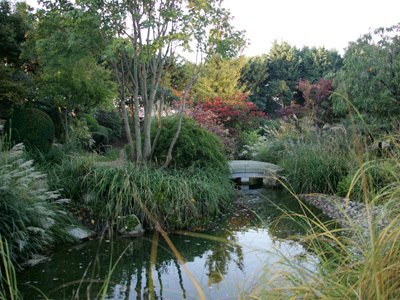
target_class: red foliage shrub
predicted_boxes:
[276,78,336,123]
[197,93,267,134]
[171,92,266,154]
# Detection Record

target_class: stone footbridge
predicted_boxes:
[228,160,284,188]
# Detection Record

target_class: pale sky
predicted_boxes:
[222,0,400,56]
[22,0,400,57]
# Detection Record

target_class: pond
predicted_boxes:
[17,189,332,299]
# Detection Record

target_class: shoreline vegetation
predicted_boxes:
[2,1,400,296]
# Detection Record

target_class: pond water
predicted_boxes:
[17,189,331,299]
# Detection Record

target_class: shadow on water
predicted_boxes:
[17,189,334,299]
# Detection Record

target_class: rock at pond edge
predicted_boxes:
[66,226,97,241]
[117,214,145,238]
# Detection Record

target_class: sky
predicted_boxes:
[221,0,400,57]
[22,0,400,57]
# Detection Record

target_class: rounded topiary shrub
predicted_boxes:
[5,108,55,153]
[77,113,99,132]
[151,115,228,170]
[42,107,63,140]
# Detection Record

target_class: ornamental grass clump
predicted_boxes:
[84,164,235,230]
[245,127,400,299]
[248,117,352,194]
[0,142,75,265]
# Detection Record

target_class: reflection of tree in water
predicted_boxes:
[204,206,255,285]
[19,189,335,299]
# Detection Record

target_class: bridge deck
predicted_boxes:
[228,160,280,178]
[228,160,284,188]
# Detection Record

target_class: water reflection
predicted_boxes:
[18,189,326,299]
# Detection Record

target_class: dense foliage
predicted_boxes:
[197,93,267,135]
[191,54,246,98]
[238,42,343,116]
[0,1,32,114]
[276,78,337,123]
[93,109,123,141]
[5,108,55,153]
[333,24,400,118]
[76,113,99,133]
[151,115,228,170]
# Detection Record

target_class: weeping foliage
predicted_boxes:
[151,115,228,171]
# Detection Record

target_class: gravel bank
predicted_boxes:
[299,194,390,235]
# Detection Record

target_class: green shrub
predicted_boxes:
[41,106,63,140]
[77,113,99,132]
[93,109,122,141]
[67,118,94,150]
[151,115,228,170]
[0,143,75,264]
[5,108,55,153]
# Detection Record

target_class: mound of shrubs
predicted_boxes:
[5,108,55,153]
[77,113,113,152]
[77,113,99,132]
[151,115,228,171]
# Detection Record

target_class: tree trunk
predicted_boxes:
[63,108,69,143]
[120,89,135,162]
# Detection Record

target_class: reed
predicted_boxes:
[0,237,22,300]
[245,112,400,299]
[85,164,236,230]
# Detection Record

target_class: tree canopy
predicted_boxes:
[0,0,33,114]
[332,24,400,118]
[238,41,343,116]
[191,54,246,98]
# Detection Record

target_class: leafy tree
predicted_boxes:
[70,0,245,167]
[238,43,343,117]
[299,46,343,83]
[238,54,275,113]
[267,41,302,108]
[276,78,337,124]
[197,93,266,135]
[25,6,117,141]
[332,24,400,118]
[167,57,194,92]
[0,0,33,114]
[191,54,245,98]
[0,0,30,65]
[239,55,269,95]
